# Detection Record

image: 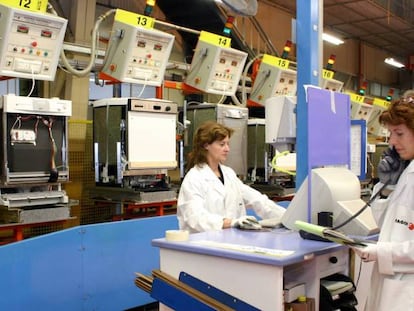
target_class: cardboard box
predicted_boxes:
[284,297,315,311]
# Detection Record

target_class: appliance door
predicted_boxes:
[127,110,177,169]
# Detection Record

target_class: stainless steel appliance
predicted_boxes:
[92,97,177,189]
[186,103,248,176]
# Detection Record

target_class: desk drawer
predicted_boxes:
[317,248,349,278]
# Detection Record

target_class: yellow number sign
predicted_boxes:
[115,9,155,29]
[347,92,365,104]
[322,69,335,80]
[199,31,231,48]
[373,98,390,109]
[0,0,48,12]
[262,54,290,69]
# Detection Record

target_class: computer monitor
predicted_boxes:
[281,167,379,236]
[265,95,296,145]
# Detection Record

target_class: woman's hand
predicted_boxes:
[351,244,378,262]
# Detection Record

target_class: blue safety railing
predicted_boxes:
[0,215,178,311]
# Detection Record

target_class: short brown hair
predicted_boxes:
[380,93,414,132]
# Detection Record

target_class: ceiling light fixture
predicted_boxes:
[322,33,344,45]
[384,57,405,68]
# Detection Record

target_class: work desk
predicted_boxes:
[152,228,349,310]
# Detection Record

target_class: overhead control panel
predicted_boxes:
[367,97,390,137]
[249,54,297,106]
[348,92,373,121]
[0,3,67,81]
[185,31,247,96]
[321,69,344,92]
[101,9,174,86]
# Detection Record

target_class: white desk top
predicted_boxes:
[152,228,347,266]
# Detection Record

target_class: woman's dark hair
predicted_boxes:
[380,91,414,132]
[186,121,234,169]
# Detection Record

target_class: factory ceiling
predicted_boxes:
[52,0,414,63]
[264,0,414,62]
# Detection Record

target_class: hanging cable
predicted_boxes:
[47,3,116,77]
[41,117,59,182]
[331,180,391,231]
[270,151,296,176]
[240,53,263,105]
[27,66,36,97]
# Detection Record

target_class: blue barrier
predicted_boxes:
[0,215,178,311]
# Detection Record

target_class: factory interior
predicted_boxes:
[0,0,413,310]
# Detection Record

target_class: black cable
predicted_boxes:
[355,253,363,288]
[249,69,270,98]
[330,179,390,231]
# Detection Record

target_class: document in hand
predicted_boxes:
[294,220,368,247]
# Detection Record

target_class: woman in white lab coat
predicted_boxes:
[352,95,414,310]
[177,121,286,233]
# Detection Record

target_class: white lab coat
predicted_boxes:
[366,160,414,311]
[177,163,285,233]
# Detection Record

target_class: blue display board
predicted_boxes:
[306,86,351,220]
[307,86,351,169]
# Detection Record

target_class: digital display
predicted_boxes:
[17,25,29,33]
[41,30,52,38]
[137,40,146,48]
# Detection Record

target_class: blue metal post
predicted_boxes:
[296,0,322,187]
